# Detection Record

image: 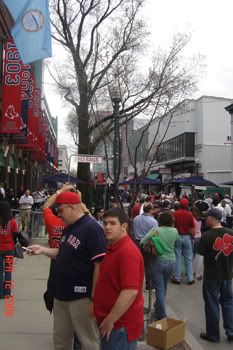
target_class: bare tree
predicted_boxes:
[49,0,201,204]
[85,34,201,208]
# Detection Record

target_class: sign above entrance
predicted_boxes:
[159,167,172,174]
[78,155,102,164]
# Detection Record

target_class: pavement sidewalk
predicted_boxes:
[0,237,227,350]
[0,238,53,350]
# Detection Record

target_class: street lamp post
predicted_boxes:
[110,78,121,183]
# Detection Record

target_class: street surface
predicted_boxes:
[0,238,232,350]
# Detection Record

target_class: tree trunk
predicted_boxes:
[76,98,91,206]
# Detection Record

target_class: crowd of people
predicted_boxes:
[0,184,233,349]
[131,190,233,344]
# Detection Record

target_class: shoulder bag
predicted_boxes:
[141,228,165,256]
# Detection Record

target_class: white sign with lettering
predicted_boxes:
[78,155,102,164]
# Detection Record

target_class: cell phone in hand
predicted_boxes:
[22,246,33,253]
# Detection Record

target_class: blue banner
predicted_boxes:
[3,0,52,64]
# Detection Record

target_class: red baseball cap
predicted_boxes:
[55,192,81,204]
[180,198,189,207]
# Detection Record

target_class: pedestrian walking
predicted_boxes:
[0,182,6,200]
[19,189,33,233]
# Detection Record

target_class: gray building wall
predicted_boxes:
[133,95,232,185]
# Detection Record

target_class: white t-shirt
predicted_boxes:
[19,194,34,209]
[216,204,228,223]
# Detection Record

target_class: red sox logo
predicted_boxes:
[213,234,233,260]
[5,105,19,120]
[5,104,26,130]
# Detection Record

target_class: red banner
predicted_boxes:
[42,113,47,160]
[0,40,23,133]
[33,88,40,146]
[13,63,31,144]
[20,72,37,149]
[32,88,46,161]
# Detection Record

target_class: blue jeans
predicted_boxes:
[152,258,175,319]
[0,251,14,298]
[174,235,193,282]
[101,327,137,350]
[203,280,233,341]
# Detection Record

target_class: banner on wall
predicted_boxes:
[12,63,31,143]
[0,40,23,133]
[18,71,37,149]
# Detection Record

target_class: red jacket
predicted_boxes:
[0,218,18,251]
[43,208,65,248]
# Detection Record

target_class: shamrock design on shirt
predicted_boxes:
[213,233,233,260]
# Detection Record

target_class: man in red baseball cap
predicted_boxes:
[172,198,195,285]
[28,187,107,350]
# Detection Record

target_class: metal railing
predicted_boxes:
[11,208,46,239]
[30,209,45,238]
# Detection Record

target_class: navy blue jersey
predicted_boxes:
[54,215,106,301]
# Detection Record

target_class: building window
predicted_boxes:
[227,136,231,141]
[156,132,194,163]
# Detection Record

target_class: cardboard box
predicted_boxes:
[147,318,185,350]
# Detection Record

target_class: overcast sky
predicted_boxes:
[44,0,233,150]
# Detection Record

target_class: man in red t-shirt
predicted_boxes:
[94,207,144,350]
[172,198,195,285]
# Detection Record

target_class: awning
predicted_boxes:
[147,173,160,180]
[42,173,86,184]
[172,176,219,187]
[119,177,161,185]
[221,180,233,185]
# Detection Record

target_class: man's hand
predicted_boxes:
[60,184,74,193]
[43,184,75,209]
[27,244,44,255]
[99,316,114,341]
